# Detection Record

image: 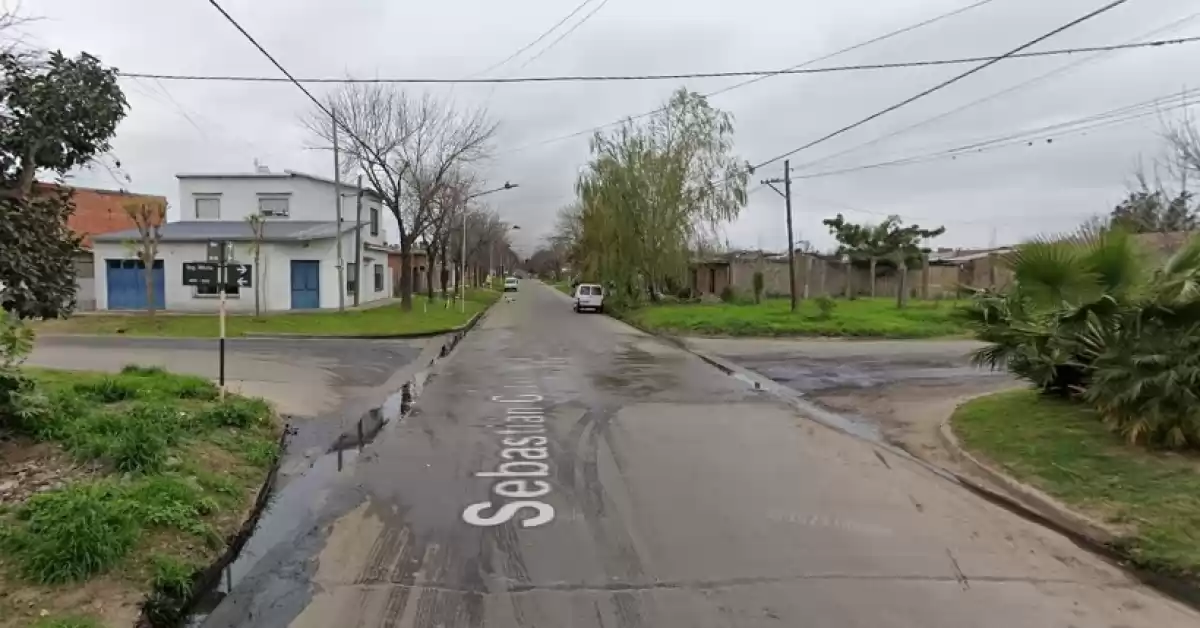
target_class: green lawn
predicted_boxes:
[626,297,969,338]
[34,290,498,338]
[952,389,1200,580]
[0,366,281,627]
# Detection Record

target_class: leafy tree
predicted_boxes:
[822,213,944,306]
[0,49,125,319]
[1109,187,1197,233]
[572,88,748,308]
[0,51,126,200]
[123,201,165,317]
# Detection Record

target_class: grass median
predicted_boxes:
[0,365,281,628]
[33,290,499,338]
[625,297,970,338]
[951,389,1200,581]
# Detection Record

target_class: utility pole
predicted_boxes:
[333,109,345,312]
[460,191,468,313]
[761,160,798,312]
[354,174,363,307]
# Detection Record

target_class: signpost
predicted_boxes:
[184,241,253,398]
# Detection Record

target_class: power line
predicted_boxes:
[790,10,1200,173]
[495,0,1000,155]
[468,0,599,78]
[750,0,1134,170]
[793,88,1200,179]
[201,0,392,181]
[513,0,611,71]
[118,36,1200,85]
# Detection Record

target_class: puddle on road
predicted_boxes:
[187,380,418,626]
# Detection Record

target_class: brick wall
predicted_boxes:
[36,184,166,248]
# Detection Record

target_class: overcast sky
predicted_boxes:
[22,0,1200,254]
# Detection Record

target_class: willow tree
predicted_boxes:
[573,88,747,308]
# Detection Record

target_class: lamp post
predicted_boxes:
[490,223,521,281]
[460,182,518,311]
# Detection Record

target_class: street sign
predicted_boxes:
[206,240,234,264]
[228,264,252,288]
[183,261,252,288]
[183,262,220,287]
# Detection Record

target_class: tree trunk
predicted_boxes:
[425,245,437,301]
[399,238,414,311]
[143,257,156,318]
[868,257,877,297]
[896,261,909,309]
[254,247,262,317]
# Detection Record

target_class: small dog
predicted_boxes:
[503,295,516,303]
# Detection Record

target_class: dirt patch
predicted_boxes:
[0,436,101,508]
[809,378,1022,467]
[0,570,142,628]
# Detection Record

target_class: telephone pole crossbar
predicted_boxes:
[760,160,797,312]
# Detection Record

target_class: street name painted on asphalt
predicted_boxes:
[462,379,557,529]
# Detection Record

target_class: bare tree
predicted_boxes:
[424,171,477,300]
[245,214,266,316]
[123,200,164,317]
[305,85,496,311]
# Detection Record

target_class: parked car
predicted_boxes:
[504,276,519,292]
[573,283,604,313]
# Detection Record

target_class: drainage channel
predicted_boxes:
[182,323,474,627]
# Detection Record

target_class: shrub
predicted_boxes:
[142,554,197,627]
[198,396,272,429]
[752,271,765,304]
[3,482,139,583]
[815,296,836,320]
[719,285,736,303]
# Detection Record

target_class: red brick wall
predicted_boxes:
[36,184,166,248]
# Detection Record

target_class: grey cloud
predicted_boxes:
[28,0,1200,255]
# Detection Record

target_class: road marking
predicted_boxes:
[462,381,557,528]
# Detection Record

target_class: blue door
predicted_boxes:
[290,260,321,309]
[106,259,165,310]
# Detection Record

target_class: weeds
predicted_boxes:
[3,482,139,583]
[141,553,197,626]
[121,364,166,376]
[73,376,140,403]
[199,396,271,429]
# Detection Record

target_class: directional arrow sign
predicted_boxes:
[229,264,252,288]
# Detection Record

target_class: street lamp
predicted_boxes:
[460,182,518,311]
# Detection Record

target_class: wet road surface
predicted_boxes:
[203,282,1199,627]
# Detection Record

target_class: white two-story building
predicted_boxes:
[91,168,395,312]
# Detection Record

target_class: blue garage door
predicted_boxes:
[106,259,165,310]
[290,260,321,309]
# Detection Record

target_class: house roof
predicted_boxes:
[91,220,355,243]
[175,169,383,200]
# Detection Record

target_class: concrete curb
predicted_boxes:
[136,423,292,627]
[242,312,483,340]
[936,413,1117,544]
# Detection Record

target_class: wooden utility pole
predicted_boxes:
[333,108,345,312]
[354,174,363,307]
[760,160,798,312]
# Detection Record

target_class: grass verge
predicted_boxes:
[952,389,1200,581]
[0,365,280,627]
[33,290,498,338]
[625,297,970,338]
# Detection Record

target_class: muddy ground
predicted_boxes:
[684,337,1020,465]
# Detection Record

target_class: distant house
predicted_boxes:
[34,183,167,311]
[90,168,393,312]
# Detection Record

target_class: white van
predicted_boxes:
[573,283,604,313]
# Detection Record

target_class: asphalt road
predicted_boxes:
[203,282,1199,627]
